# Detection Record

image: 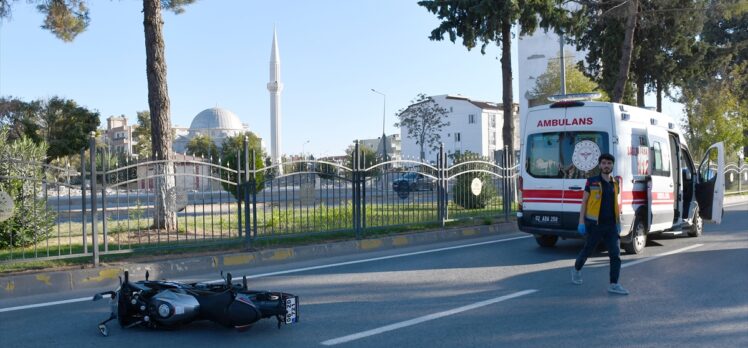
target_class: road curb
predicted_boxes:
[0,222,519,301]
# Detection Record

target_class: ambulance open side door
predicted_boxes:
[695,142,725,224]
[646,127,675,232]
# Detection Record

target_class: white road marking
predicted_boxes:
[622,244,703,268]
[0,294,110,313]
[724,201,747,208]
[320,289,538,346]
[238,234,532,280]
[0,234,531,313]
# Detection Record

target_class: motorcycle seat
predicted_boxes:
[195,290,234,325]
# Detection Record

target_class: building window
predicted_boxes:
[490,114,496,128]
[455,133,461,142]
[468,114,475,124]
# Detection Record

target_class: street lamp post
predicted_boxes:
[302,140,310,159]
[370,88,388,161]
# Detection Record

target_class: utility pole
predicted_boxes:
[371,89,388,161]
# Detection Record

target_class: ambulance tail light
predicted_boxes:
[517,176,523,211]
[615,176,623,207]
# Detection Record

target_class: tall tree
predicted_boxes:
[681,67,744,161]
[394,93,449,162]
[569,0,637,104]
[528,55,609,107]
[613,0,639,103]
[697,1,748,157]
[570,0,718,107]
[419,0,567,158]
[0,96,99,160]
[0,0,197,230]
[0,97,43,143]
[627,0,707,110]
[39,97,100,160]
[664,1,748,158]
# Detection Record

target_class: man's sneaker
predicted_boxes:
[608,283,629,295]
[571,268,582,285]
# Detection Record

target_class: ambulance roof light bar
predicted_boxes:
[547,92,602,102]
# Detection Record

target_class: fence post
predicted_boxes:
[353,141,361,239]
[243,136,251,247]
[501,146,507,221]
[89,132,99,266]
[102,145,108,253]
[81,148,87,254]
[251,149,258,239]
[437,146,442,225]
[361,148,367,230]
[236,149,242,238]
[739,157,743,193]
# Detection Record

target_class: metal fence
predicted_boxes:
[725,162,748,195]
[0,137,519,265]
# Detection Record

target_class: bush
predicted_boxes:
[453,152,497,209]
[452,171,498,209]
[218,132,266,202]
[0,128,56,248]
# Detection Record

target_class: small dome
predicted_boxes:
[189,107,244,130]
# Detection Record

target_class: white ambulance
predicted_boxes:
[517,96,725,254]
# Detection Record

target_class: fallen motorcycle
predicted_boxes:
[93,271,299,336]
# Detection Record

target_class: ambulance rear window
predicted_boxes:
[526,131,609,179]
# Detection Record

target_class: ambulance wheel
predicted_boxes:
[687,206,703,237]
[623,215,647,255]
[535,235,558,248]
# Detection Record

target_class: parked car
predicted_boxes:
[392,172,434,192]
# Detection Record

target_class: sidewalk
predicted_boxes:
[0,221,519,301]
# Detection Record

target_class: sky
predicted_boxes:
[0,0,681,157]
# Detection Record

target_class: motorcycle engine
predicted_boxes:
[148,290,200,325]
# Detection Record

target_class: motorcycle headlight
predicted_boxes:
[157,303,171,318]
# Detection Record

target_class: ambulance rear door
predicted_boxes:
[646,126,675,232]
[562,105,613,224]
[695,142,725,223]
[523,107,568,229]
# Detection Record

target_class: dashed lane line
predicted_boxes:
[320,289,538,346]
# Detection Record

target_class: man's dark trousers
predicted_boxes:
[574,222,621,284]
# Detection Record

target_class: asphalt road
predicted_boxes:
[1,202,746,347]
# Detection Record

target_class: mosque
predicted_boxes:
[172,106,250,154]
[172,29,283,167]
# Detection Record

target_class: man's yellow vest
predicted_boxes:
[584,176,620,224]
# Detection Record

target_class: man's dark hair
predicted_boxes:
[599,153,615,163]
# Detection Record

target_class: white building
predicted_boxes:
[359,134,401,161]
[399,94,519,163]
[104,115,137,156]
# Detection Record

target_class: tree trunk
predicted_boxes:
[500,21,514,158]
[612,0,639,103]
[636,74,645,107]
[656,79,663,112]
[143,0,176,231]
[419,142,425,162]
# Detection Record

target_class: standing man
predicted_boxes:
[571,153,629,295]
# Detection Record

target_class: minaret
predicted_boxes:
[267,28,283,172]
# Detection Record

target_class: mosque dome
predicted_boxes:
[189,107,244,131]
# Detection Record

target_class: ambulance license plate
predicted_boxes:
[533,214,560,226]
